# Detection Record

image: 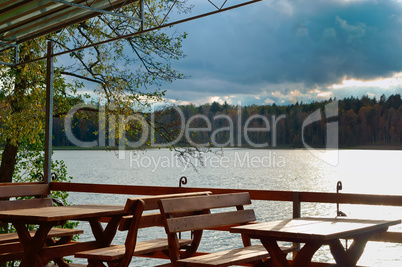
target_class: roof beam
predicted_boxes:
[52,0,142,22]
[0,0,88,40]
[0,41,18,66]
[0,0,132,43]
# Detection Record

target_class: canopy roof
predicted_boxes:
[0,0,139,45]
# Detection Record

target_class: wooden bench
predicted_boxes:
[0,182,83,263]
[75,192,211,265]
[158,192,295,267]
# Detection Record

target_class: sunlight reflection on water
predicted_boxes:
[54,149,402,266]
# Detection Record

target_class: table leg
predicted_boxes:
[292,241,321,267]
[330,234,372,267]
[260,237,291,267]
[14,222,54,267]
[261,237,322,267]
[89,215,122,246]
[46,236,74,267]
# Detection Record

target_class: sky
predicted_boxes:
[159,0,402,106]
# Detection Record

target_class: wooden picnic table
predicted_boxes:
[230,217,401,267]
[0,204,126,267]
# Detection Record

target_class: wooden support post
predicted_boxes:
[44,41,54,185]
[292,192,301,259]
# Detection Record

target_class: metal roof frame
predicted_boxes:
[0,0,143,65]
[1,0,262,66]
[0,0,140,45]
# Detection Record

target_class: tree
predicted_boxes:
[210,101,223,114]
[0,1,190,183]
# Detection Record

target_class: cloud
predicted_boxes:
[331,72,402,89]
[264,98,275,104]
[208,96,225,104]
[161,0,402,105]
[323,28,337,39]
[335,16,368,43]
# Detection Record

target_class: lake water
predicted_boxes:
[54,149,402,266]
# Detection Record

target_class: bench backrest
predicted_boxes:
[0,183,51,211]
[119,191,211,231]
[160,192,255,232]
[116,193,211,266]
[158,192,256,262]
[116,198,145,267]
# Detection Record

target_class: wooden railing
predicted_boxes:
[49,182,402,243]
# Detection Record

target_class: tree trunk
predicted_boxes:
[0,141,18,267]
[0,58,28,184]
[0,141,18,183]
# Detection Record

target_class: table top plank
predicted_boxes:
[0,205,125,223]
[231,217,401,242]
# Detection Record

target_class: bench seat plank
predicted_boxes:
[176,245,295,267]
[0,228,83,244]
[75,238,192,261]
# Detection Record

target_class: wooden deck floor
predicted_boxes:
[49,261,368,267]
[48,264,86,267]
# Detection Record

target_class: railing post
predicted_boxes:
[292,192,301,259]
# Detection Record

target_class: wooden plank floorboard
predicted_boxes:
[48,264,86,267]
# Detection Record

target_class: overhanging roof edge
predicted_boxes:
[1,0,263,67]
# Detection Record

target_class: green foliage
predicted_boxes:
[0,2,192,265]
[10,137,78,225]
[0,0,190,177]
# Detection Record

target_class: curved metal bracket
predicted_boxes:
[336,181,347,217]
[36,172,59,182]
[179,176,188,187]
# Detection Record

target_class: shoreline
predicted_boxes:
[51,145,402,151]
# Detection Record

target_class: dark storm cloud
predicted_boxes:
[165,0,402,101]
[252,0,402,87]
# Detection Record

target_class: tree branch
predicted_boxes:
[60,71,104,84]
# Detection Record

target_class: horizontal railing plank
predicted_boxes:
[50,182,402,206]
[49,182,402,244]
[370,231,402,243]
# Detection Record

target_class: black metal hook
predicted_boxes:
[336,181,342,193]
[179,176,187,187]
[36,173,45,181]
[51,172,58,181]
[36,172,58,182]
[336,181,347,217]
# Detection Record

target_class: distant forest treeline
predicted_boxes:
[54,94,402,148]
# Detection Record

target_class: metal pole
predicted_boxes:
[140,0,144,31]
[44,41,54,184]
